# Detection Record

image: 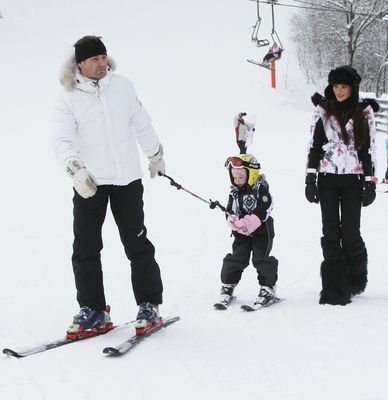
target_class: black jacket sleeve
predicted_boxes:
[307,118,327,170]
[254,184,273,222]
[357,99,378,177]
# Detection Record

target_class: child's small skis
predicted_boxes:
[376,181,388,193]
[241,297,285,312]
[213,296,236,310]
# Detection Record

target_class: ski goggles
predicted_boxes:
[224,157,260,170]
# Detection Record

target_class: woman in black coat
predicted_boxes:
[305,65,379,306]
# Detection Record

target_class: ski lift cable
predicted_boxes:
[248,0,387,19]
[256,0,260,18]
[248,0,353,17]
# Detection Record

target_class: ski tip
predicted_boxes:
[3,348,22,358]
[241,298,286,312]
[163,316,180,324]
[240,305,255,312]
[213,303,227,310]
[102,346,120,356]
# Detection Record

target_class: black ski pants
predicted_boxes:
[237,140,247,154]
[72,179,163,311]
[221,216,278,287]
[317,173,366,263]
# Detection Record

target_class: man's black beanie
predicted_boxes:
[74,36,107,63]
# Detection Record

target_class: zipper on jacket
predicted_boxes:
[94,81,119,177]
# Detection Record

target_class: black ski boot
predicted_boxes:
[347,249,368,296]
[319,259,351,306]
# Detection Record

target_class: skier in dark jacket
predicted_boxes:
[305,65,379,305]
[262,43,283,64]
[214,154,279,310]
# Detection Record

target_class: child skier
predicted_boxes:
[214,154,279,310]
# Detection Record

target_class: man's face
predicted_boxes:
[78,54,108,80]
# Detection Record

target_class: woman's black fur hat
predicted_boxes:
[324,65,361,103]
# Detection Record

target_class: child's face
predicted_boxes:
[232,172,247,187]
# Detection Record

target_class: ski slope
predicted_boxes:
[1,1,387,399]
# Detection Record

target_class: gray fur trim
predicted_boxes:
[59,55,117,91]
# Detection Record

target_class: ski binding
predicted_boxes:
[241,297,285,312]
[213,296,236,310]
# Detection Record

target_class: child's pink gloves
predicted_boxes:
[227,214,262,235]
[226,214,239,229]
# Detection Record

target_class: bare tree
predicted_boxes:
[375,15,388,95]
[290,0,387,91]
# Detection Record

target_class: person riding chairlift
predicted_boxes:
[262,43,283,65]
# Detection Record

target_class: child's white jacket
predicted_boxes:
[52,56,160,186]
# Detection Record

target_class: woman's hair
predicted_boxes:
[325,100,368,149]
[323,65,368,149]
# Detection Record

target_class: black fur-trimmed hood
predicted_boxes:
[359,98,380,113]
[311,92,380,113]
[311,92,325,107]
[59,55,117,91]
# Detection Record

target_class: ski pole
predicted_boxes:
[158,172,228,213]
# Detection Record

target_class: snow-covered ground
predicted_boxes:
[1,1,387,399]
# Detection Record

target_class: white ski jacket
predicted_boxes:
[234,114,249,142]
[52,56,160,186]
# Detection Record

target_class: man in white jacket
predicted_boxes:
[52,36,165,338]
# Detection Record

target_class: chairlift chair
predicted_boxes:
[251,18,270,48]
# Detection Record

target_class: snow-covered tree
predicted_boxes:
[290,0,387,92]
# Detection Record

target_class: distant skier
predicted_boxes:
[262,43,283,65]
[214,154,279,310]
[234,113,255,154]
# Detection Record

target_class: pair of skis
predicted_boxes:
[246,59,275,71]
[2,316,180,358]
[376,182,388,193]
[214,297,285,312]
